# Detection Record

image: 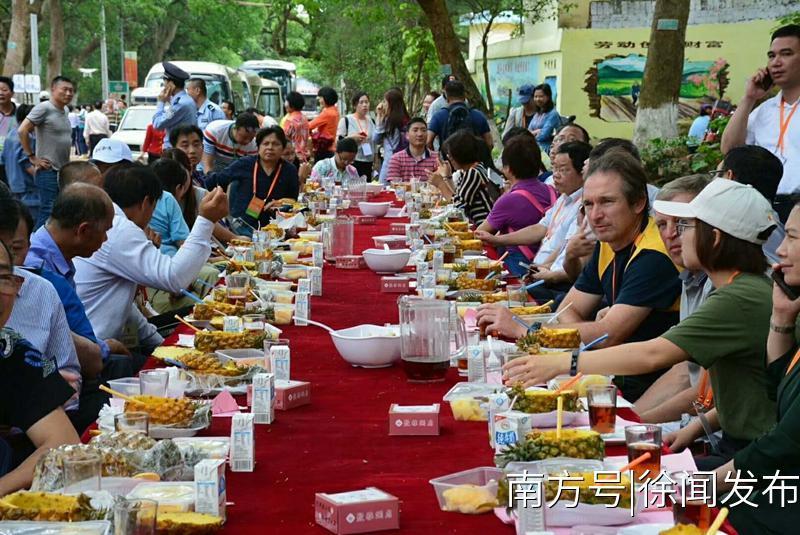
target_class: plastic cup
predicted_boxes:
[113,498,157,535]
[139,370,169,397]
[587,385,617,434]
[625,424,663,482]
[62,453,101,494]
[114,412,150,434]
[506,283,527,306]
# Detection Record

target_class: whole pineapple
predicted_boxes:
[0,492,95,521]
[511,388,580,414]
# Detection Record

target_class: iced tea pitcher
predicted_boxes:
[398,296,451,382]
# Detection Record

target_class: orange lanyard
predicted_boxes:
[253,160,282,202]
[610,232,645,304]
[778,98,799,154]
[787,349,800,376]
[695,271,740,406]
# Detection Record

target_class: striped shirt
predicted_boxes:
[203,120,258,172]
[8,267,81,410]
[386,147,439,182]
[454,163,495,226]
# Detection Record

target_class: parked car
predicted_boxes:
[110,105,156,160]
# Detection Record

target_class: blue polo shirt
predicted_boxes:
[26,226,76,285]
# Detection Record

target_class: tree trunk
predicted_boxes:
[417,0,488,116]
[481,17,495,115]
[633,0,690,147]
[46,0,64,82]
[3,0,31,76]
[71,37,101,70]
[151,0,186,63]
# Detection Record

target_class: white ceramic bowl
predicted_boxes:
[358,201,392,217]
[362,248,411,274]
[330,324,401,368]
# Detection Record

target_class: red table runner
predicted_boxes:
[133,194,648,533]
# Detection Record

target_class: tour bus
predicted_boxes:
[239,60,296,101]
[246,75,283,122]
[296,77,320,121]
[136,61,253,113]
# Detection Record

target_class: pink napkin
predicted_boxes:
[211,390,241,417]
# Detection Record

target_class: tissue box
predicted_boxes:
[315,487,400,534]
[274,380,311,410]
[336,255,366,270]
[388,404,440,436]
[380,277,410,293]
[354,215,376,225]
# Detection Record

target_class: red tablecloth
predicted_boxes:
[126,195,682,533]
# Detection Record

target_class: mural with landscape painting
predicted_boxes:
[480,55,545,118]
[583,54,729,122]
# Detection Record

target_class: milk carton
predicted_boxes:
[312,242,324,267]
[493,410,531,455]
[252,372,275,424]
[487,392,511,448]
[295,292,309,326]
[297,277,311,295]
[309,266,323,296]
[230,413,254,472]
[467,344,485,383]
[269,345,291,382]
[432,250,444,273]
[194,459,227,521]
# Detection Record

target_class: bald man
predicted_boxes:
[58,161,103,189]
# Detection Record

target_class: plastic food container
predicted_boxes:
[429,466,503,514]
[108,377,140,397]
[279,264,310,281]
[216,348,266,367]
[172,437,230,459]
[442,382,501,422]
[127,482,196,513]
[276,250,300,263]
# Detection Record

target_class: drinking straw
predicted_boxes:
[547,301,573,323]
[584,333,610,351]
[518,261,530,270]
[512,315,533,333]
[99,384,145,404]
[497,251,509,262]
[174,315,201,332]
[556,396,564,439]
[180,289,205,304]
[524,280,546,290]
[195,278,215,289]
[618,452,652,473]
[705,507,729,535]
[556,372,584,394]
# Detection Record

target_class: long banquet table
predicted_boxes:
[140,194,652,534]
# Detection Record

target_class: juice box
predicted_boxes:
[194,459,227,521]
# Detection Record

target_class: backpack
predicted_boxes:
[443,102,475,140]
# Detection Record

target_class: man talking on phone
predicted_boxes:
[721,24,800,222]
[152,62,197,149]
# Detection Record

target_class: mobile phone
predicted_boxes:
[772,270,800,300]
[758,70,773,91]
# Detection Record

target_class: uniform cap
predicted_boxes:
[161,62,190,82]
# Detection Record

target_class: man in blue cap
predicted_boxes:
[502,83,537,138]
[152,62,197,148]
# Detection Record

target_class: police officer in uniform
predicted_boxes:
[187,78,226,131]
[0,237,78,493]
[152,62,198,148]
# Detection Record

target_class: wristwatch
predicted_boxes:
[769,320,795,334]
[570,349,581,377]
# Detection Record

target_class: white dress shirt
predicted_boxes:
[9,267,81,410]
[533,188,583,267]
[74,203,215,342]
[83,109,111,138]
[746,91,800,194]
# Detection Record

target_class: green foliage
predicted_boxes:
[640,136,723,186]
[777,11,800,27]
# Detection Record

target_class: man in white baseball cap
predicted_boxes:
[653,178,777,246]
[89,138,132,176]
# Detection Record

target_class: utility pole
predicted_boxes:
[29,0,40,79]
[120,16,125,80]
[100,0,109,100]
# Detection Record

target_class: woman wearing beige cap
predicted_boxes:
[504,179,779,470]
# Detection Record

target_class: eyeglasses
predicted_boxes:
[707,169,726,179]
[676,220,696,236]
[0,274,24,296]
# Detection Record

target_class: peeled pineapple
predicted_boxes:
[458,239,483,251]
[455,274,497,292]
[536,327,581,349]
[157,512,223,534]
[179,352,248,377]
[445,221,469,232]
[496,429,605,467]
[481,292,508,304]
[509,304,552,316]
[0,492,94,521]
[441,485,498,514]
[194,330,266,352]
[510,385,580,413]
[125,396,197,426]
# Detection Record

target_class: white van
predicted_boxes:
[245,75,283,122]
[240,59,296,102]
[140,61,253,113]
[296,77,320,121]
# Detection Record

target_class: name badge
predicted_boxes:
[245,196,266,219]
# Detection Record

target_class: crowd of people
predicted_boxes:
[0,22,797,533]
